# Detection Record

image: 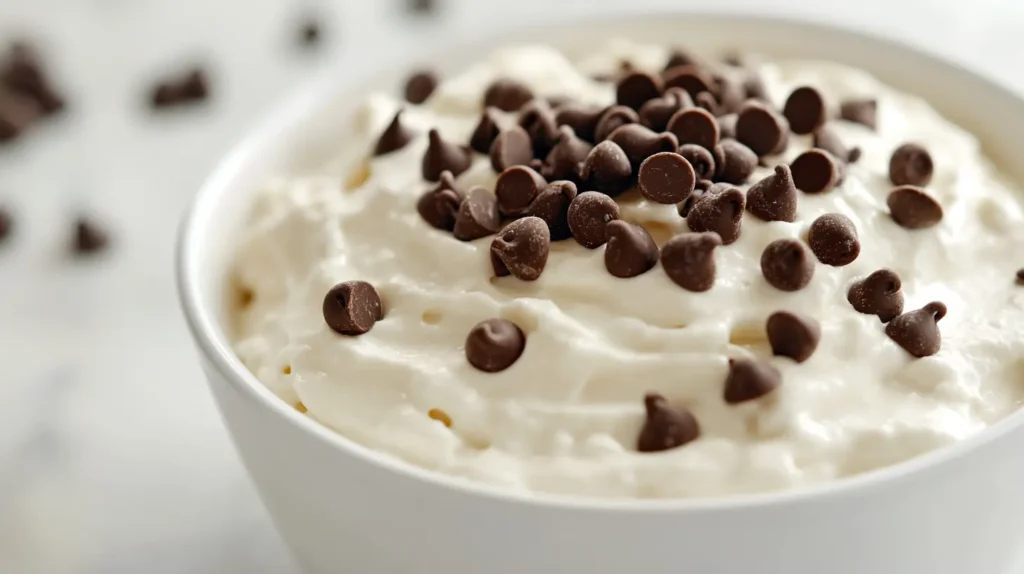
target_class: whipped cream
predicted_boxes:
[232,40,1024,499]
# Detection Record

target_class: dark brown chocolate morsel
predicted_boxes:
[783,86,827,135]
[524,180,578,241]
[483,78,533,112]
[714,139,757,185]
[637,393,700,452]
[594,105,640,143]
[767,312,821,363]
[686,184,745,245]
[808,213,860,266]
[489,126,534,173]
[2,43,64,114]
[540,126,592,182]
[373,110,414,156]
[638,87,693,132]
[736,101,789,157]
[885,302,947,358]
[663,65,714,100]
[889,143,934,187]
[149,68,209,109]
[73,216,110,255]
[518,100,560,158]
[663,49,701,71]
[496,165,547,217]
[840,98,877,130]
[578,140,633,196]
[712,73,746,115]
[404,70,438,104]
[567,191,620,249]
[417,171,463,230]
[747,165,798,223]
[677,182,710,218]
[666,107,720,150]
[723,357,781,404]
[617,71,664,111]
[790,149,842,194]
[813,125,861,164]
[555,104,605,143]
[637,151,695,205]
[604,220,659,278]
[887,186,943,229]
[466,318,526,372]
[760,239,814,292]
[469,107,501,154]
[323,281,384,336]
[423,129,472,181]
[608,124,679,171]
[661,232,722,292]
[491,216,550,281]
[694,91,719,116]
[1017,269,1024,286]
[717,113,738,140]
[848,268,905,323]
[0,90,40,142]
[453,186,500,241]
[677,144,716,180]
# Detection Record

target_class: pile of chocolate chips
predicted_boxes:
[0,42,65,143]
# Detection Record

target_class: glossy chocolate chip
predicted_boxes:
[736,101,789,156]
[608,124,679,170]
[760,239,814,291]
[423,129,472,181]
[568,191,620,248]
[594,105,639,143]
[678,144,716,180]
[404,70,438,104]
[724,357,781,404]
[555,104,605,143]
[808,213,860,266]
[888,186,943,229]
[373,110,414,156]
[637,152,695,204]
[323,281,384,336]
[889,143,933,187]
[617,71,664,111]
[73,217,110,254]
[417,171,463,230]
[466,318,526,372]
[605,220,659,278]
[483,78,533,112]
[813,125,861,163]
[469,107,501,154]
[848,269,904,323]
[496,165,547,216]
[637,393,700,452]
[661,232,722,292]
[840,98,877,130]
[686,184,745,245]
[489,126,534,173]
[453,186,500,241]
[579,140,633,196]
[663,65,713,100]
[491,217,550,281]
[783,86,826,135]
[666,107,719,150]
[747,164,798,222]
[717,113,737,140]
[791,149,842,194]
[714,139,757,184]
[518,100,560,158]
[885,302,947,358]
[639,87,693,132]
[540,126,592,182]
[524,180,578,241]
[767,312,820,363]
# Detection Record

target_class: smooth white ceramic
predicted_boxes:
[177,12,1024,574]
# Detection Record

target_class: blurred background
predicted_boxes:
[1,0,1023,572]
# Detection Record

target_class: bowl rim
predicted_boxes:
[177,10,1024,513]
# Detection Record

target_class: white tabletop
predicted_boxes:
[1,0,1022,572]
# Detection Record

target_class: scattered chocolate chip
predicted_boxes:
[712,74,746,115]
[840,98,877,130]
[567,191,620,248]
[664,49,701,71]
[524,180,577,241]
[594,105,639,143]
[714,139,757,184]
[889,143,933,187]
[677,144,716,180]
[604,220,659,278]
[453,186,500,241]
[489,126,533,173]
[404,70,438,104]
[736,101,789,156]
[617,71,664,111]
[323,281,384,336]
[73,216,109,255]
[417,171,463,230]
[465,318,526,372]
[663,65,713,100]
[638,87,693,132]
[539,126,592,182]
[666,107,719,150]
[676,183,709,218]
[760,239,814,291]
[637,393,700,452]
[694,91,719,116]
[469,107,501,154]
[724,357,781,403]
[491,217,550,281]
[661,232,722,292]
[483,78,533,112]
[638,151,695,204]
[743,73,769,101]
[717,113,738,140]
[686,184,745,245]
[783,86,826,135]
[813,125,861,163]
[885,302,947,358]
[1,43,64,114]
[887,186,943,229]
[373,110,414,156]
[808,213,860,266]
[746,164,798,222]
[149,67,209,109]
[608,124,679,169]
[790,149,842,194]
[0,206,12,244]
[0,90,40,142]
[423,129,472,181]
[578,140,633,196]
[767,312,820,363]
[518,100,560,158]
[554,104,605,143]
[496,165,547,217]
[847,268,904,322]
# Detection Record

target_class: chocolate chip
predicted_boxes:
[555,104,605,143]
[518,100,560,158]
[1017,269,1024,286]
[373,110,414,156]
[666,107,719,150]
[149,67,209,109]
[885,302,947,358]
[813,125,861,163]
[638,87,693,132]
[608,124,679,170]
[677,183,709,218]
[423,129,472,181]
[539,126,592,182]
[568,191,620,249]
[323,281,384,336]
[524,180,577,241]
[453,186,500,241]
[717,113,737,140]
[489,126,533,173]
[686,184,745,245]
[887,186,943,229]
[594,105,639,142]
[0,90,40,142]
[664,49,701,71]
[714,139,757,185]
[790,149,842,194]
[1,44,64,114]
[637,393,700,452]
[417,171,463,230]
[761,239,814,292]
[736,101,789,156]
[496,165,547,217]
[743,73,769,102]
[840,98,877,130]
[889,143,933,187]
[579,140,633,196]
[491,217,550,281]
[694,91,719,116]
[677,144,716,180]
[616,71,663,111]
[783,86,826,135]
[638,152,695,204]
[663,65,713,100]
[469,107,501,154]
[0,207,10,244]
[767,312,821,363]
[848,269,904,322]
[73,216,109,255]
[808,213,860,266]
[483,78,533,112]
[661,232,722,292]
[404,70,438,104]
[465,319,526,372]
[747,164,798,222]
[724,357,781,404]
[713,74,746,115]
[603,220,659,278]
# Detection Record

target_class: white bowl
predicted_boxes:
[177,13,1024,574]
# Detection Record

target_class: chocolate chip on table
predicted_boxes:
[637,393,700,452]
[578,140,633,196]
[539,126,592,182]
[404,70,438,104]
[489,126,533,173]
[840,98,877,130]
[1016,269,1024,286]
[423,129,472,181]
[73,216,110,255]
[661,232,722,292]
[483,78,533,112]
[1,42,65,114]
[496,165,547,216]
[717,113,738,140]
[760,239,814,292]
[567,191,620,249]
[518,100,560,158]
[469,107,501,154]
[638,151,695,204]
[847,268,904,322]
[767,311,821,363]
[0,206,12,244]
[373,110,414,156]
[887,186,943,229]
[639,87,693,132]
[889,143,933,187]
[555,104,605,143]
[664,49,701,71]
[694,91,719,116]
[323,280,384,336]
[491,216,550,281]
[608,124,678,169]
[465,318,526,373]
[686,183,745,245]
[677,181,710,218]
[417,170,463,230]
[524,180,577,241]
[666,107,720,150]
[808,213,860,266]
[604,220,659,278]
[678,144,716,180]
[149,67,209,109]
[747,164,798,222]
[790,149,842,194]
[616,71,664,111]
[724,357,781,404]
[713,139,757,184]
[735,100,789,156]
[813,125,861,163]
[783,86,827,135]
[885,302,947,358]
[663,65,714,101]
[593,105,639,143]
[453,186,500,241]
[713,73,746,115]
[0,90,40,142]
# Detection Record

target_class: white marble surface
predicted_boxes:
[1,0,1023,572]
